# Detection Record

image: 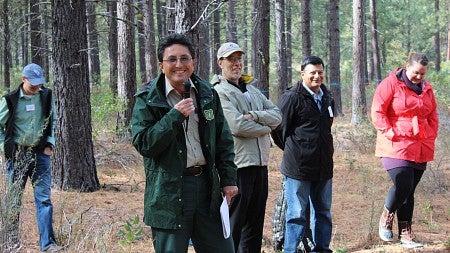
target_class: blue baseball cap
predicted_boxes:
[22,63,46,86]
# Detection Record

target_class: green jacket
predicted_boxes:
[131,73,237,229]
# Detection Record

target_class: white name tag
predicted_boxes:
[26,104,36,111]
[328,106,334,117]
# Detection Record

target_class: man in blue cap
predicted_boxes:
[0,63,59,252]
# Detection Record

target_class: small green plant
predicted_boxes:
[421,202,440,229]
[118,214,143,251]
[444,237,450,247]
[344,156,356,170]
[423,202,433,223]
[334,246,347,253]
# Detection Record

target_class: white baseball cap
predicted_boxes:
[217,42,245,60]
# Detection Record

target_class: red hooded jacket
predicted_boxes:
[371,68,439,163]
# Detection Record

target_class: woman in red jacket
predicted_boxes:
[371,52,439,248]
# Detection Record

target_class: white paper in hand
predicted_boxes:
[220,196,231,239]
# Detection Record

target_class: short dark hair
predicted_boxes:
[157,33,196,62]
[301,55,324,71]
[407,52,429,66]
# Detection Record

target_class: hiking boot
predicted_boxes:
[379,206,395,241]
[398,221,423,248]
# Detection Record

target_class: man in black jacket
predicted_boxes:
[272,56,334,253]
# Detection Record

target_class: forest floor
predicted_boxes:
[3,113,450,253]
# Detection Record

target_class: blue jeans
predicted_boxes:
[284,176,332,253]
[6,151,56,251]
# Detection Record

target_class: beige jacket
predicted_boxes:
[212,74,281,168]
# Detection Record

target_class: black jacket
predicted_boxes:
[272,82,334,181]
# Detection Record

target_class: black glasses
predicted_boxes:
[221,56,243,63]
[162,56,193,65]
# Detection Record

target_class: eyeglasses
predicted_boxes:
[221,56,243,63]
[162,56,193,65]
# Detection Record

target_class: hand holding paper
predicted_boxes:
[220,196,231,239]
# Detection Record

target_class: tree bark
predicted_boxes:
[211,4,221,74]
[252,0,270,98]
[3,0,11,90]
[447,0,450,61]
[21,0,30,67]
[107,0,118,94]
[116,0,137,137]
[156,0,166,38]
[143,0,158,82]
[351,0,367,126]
[301,0,312,57]
[165,0,179,34]
[369,0,381,83]
[51,0,99,192]
[137,0,147,83]
[328,0,343,116]
[239,0,250,74]
[40,3,50,80]
[286,0,292,85]
[86,1,101,86]
[434,0,441,71]
[30,0,43,66]
[226,0,238,43]
[275,0,288,98]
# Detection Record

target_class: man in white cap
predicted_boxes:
[0,63,59,252]
[212,42,282,252]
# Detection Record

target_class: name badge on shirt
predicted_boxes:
[328,106,334,117]
[26,104,36,111]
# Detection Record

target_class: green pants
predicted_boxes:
[151,173,235,253]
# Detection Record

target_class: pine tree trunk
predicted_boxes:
[51,0,99,192]
[301,0,312,57]
[137,0,147,83]
[242,0,249,74]
[30,0,43,66]
[86,1,101,86]
[286,0,292,85]
[211,6,221,75]
[226,0,238,42]
[3,0,11,91]
[275,0,288,98]
[369,0,381,83]
[328,0,343,116]
[143,0,158,81]
[252,0,270,98]
[434,0,441,71]
[116,0,136,137]
[351,0,367,126]
[156,0,166,38]
[21,0,29,67]
[107,1,118,94]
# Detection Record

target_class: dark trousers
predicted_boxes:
[229,166,268,253]
[151,173,234,253]
[385,167,424,222]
